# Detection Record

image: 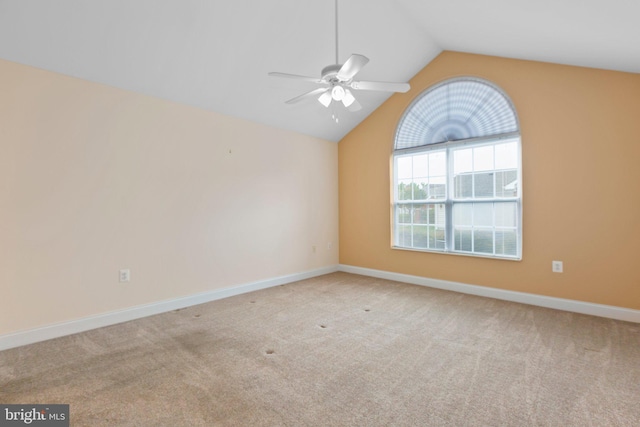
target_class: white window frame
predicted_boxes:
[392,133,522,260]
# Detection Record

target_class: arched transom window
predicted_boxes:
[393,77,521,259]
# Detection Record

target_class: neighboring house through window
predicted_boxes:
[393,77,522,259]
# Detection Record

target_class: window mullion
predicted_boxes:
[445,146,454,252]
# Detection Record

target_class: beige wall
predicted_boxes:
[1,59,338,336]
[339,51,640,310]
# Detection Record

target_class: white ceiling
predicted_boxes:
[1,0,638,142]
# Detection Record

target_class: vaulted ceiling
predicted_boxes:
[1,0,638,142]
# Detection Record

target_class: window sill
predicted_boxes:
[391,245,522,261]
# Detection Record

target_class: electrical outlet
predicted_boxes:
[119,269,131,282]
[552,261,563,273]
[327,242,333,250]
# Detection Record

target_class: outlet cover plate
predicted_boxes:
[552,261,563,273]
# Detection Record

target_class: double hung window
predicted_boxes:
[393,78,521,259]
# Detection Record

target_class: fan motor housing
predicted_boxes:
[321,64,343,82]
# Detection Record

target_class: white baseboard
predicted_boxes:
[4,263,636,352]
[0,265,339,352]
[338,264,640,323]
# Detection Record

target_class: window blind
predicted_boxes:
[395,78,519,150]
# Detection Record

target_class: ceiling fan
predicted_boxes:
[268,0,410,117]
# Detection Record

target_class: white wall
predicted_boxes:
[0,59,339,336]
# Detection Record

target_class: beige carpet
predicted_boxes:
[1,272,639,426]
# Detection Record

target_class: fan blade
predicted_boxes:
[268,72,324,84]
[285,88,330,104]
[350,80,410,93]
[336,54,369,81]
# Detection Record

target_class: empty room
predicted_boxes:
[1,0,639,426]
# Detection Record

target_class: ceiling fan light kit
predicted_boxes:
[268,0,410,120]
